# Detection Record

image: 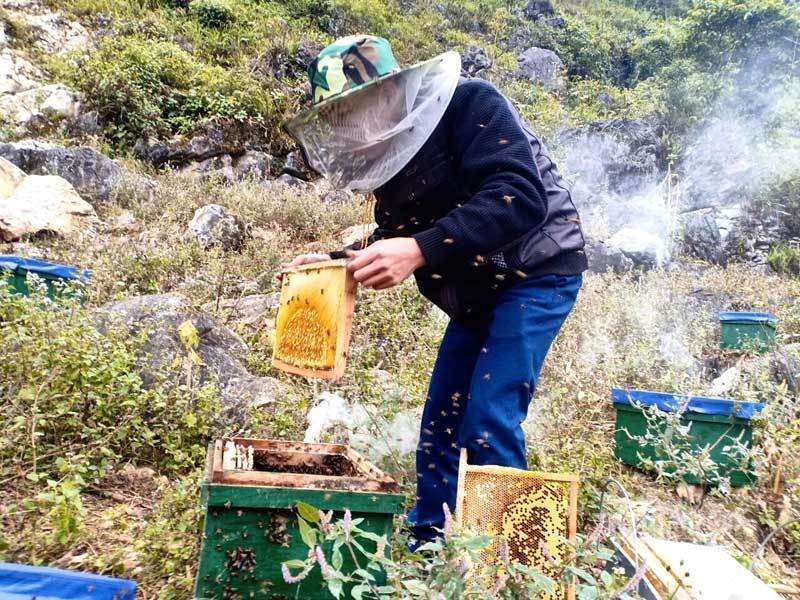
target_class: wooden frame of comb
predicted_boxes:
[271,259,356,380]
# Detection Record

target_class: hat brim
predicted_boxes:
[282,51,458,138]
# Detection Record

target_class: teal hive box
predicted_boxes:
[719,311,777,352]
[612,388,764,487]
[195,439,405,600]
[0,255,89,300]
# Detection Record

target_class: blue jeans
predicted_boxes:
[407,273,582,542]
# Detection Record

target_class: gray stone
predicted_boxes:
[770,344,800,393]
[558,119,664,196]
[523,0,554,20]
[275,173,307,187]
[295,40,322,73]
[234,151,272,180]
[207,294,279,330]
[461,46,492,78]
[134,120,260,167]
[585,238,634,273]
[515,47,565,91]
[188,203,247,250]
[280,150,313,180]
[0,174,98,241]
[96,293,283,427]
[0,140,154,204]
[681,209,725,264]
[546,16,566,27]
[70,110,103,137]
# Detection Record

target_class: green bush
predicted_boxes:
[768,243,800,277]
[58,36,273,149]
[189,0,234,28]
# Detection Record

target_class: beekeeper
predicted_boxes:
[283,35,587,548]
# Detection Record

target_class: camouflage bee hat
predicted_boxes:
[284,35,461,191]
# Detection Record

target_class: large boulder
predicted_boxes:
[0,174,98,241]
[0,49,42,95]
[188,204,247,250]
[204,294,280,333]
[0,157,25,198]
[0,140,154,203]
[96,293,285,427]
[2,1,90,56]
[515,47,565,92]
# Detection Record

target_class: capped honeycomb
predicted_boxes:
[272,259,356,379]
[455,450,578,600]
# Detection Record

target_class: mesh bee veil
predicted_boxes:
[285,51,461,193]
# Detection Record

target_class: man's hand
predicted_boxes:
[347,238,426,290]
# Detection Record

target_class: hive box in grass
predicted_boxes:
[612,388,764,486]
[0,562,136,599]
[0,255,89,300]
[272,259,356,380]
[195,438,405,600]
[719,311,777,352]
[455,449,578,600]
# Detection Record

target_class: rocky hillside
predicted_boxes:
[1,0,799,597]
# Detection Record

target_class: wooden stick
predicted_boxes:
[773,455,783,495]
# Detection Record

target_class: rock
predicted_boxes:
[182,151,272,183]
[545,15,566,27]
[0,83,81,127]
[0,174,98,241]
[205,294,279,330]
[461,45,491,78]
[770,344,800,393]
[0,49,42,95]
[295,40,322,72]
[681,209,725,264]
[17,11,90,55]
[523,0,554,20]
[338,223,373,248]
[708,367,741,396]
[559,119,664,197]
[598,91,614,109]
[0,157,25,198]
[70,110,103,137]
[234,151,272,180]
[109,210,137,232]
[280,150,313,180]
[585,238,634,273]
[515,47,566,91]
[188,204,247,250]
[134,120,260,167]
[606,226,669,269]
[0,140,153,204]
[274,173,308,188]
[96,293,283,426]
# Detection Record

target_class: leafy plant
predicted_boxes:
[189,0,234,28]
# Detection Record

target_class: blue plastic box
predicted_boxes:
[0,255,90,300]
[719,311,778,352]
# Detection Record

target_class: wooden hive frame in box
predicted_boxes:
[455,449,579,600]
[272,258,356,379]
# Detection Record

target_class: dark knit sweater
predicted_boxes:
[342,78,586,322]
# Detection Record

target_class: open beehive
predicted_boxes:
[196,438,405,599]
[272,259,356,379]
[455,450,578,600]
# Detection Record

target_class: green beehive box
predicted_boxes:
[612,389,764,487]
[1,255,89,300]
[195,439,405,600]
[719,311,777,352]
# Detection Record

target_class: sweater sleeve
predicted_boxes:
[412,81,548,270]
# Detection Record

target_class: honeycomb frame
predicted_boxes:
[455,449,578,600]
[272,259,356,380]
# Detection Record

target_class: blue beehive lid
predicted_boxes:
[719,311,778,325]
[0,255,90,281]
[611,388,764,420]
[0,562,136,599]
